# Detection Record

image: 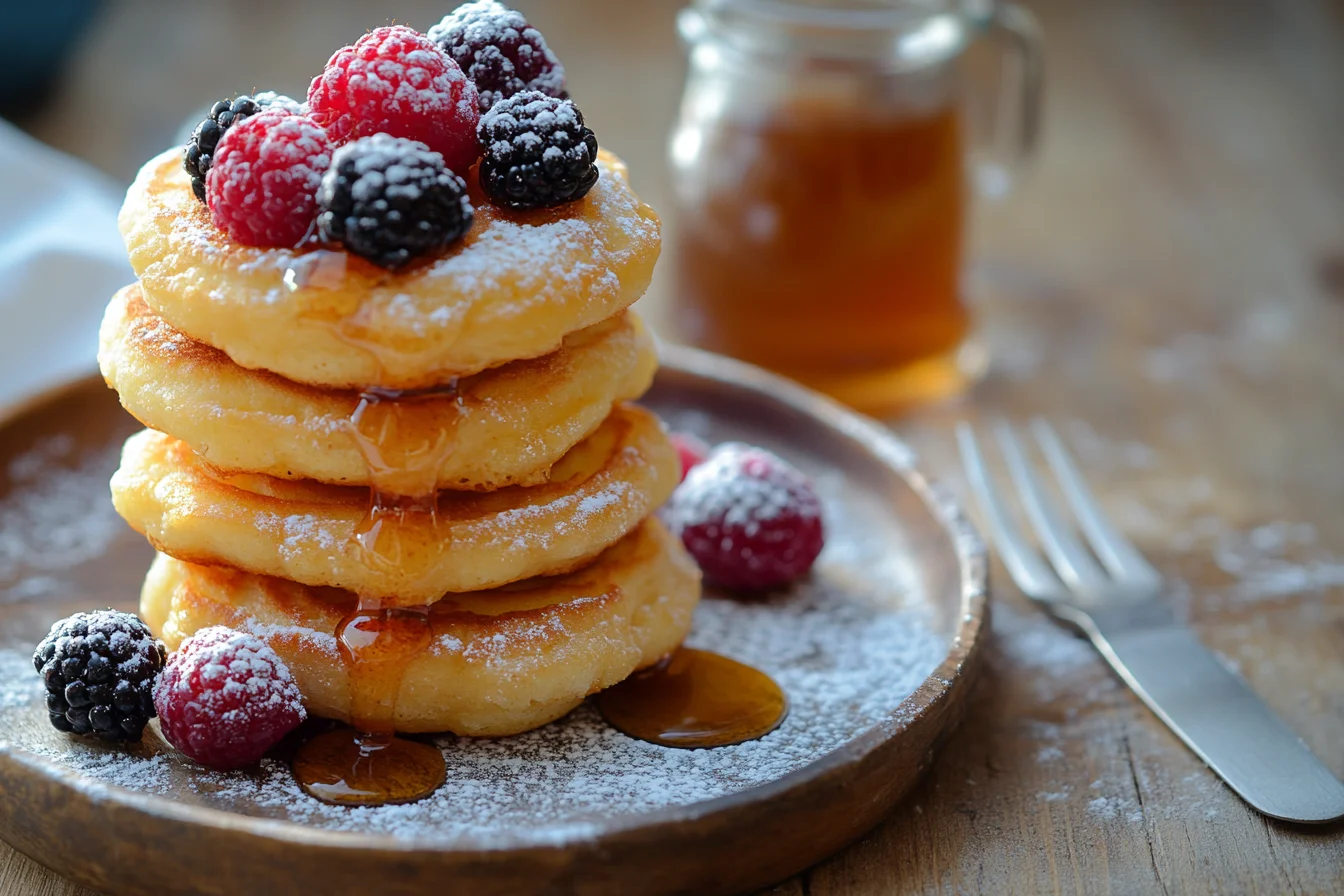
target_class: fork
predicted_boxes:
[957,419,1344,824]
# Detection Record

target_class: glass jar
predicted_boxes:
[668,0,1042,414]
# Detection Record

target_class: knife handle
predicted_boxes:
[1080,612,1344,824]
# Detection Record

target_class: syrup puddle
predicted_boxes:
[595,648,789,749]
[294,600,445,806]
[293,383,463,808]
[292,729,446,807]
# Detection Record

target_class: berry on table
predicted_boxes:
[318,134,475,269]
[428,1,567,113]
[477,91,599,210]
[33,610,166,742]
[183,93,301,203]
[665,443,826,591]
[205,109,333,247]
[307,25,481,175]
[154,626,306,771]
[669,432,710,483]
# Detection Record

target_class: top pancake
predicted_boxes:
[119,147,660,389]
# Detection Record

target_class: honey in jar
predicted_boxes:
[668,0,1042,414]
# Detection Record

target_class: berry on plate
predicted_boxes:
[183,93,301,203]
[477,91,599,210]
[205,109,333,247]
[428,1,567,113]
[154,626,306,771]
[317,133,475,269]
[669,432,710,483]
[307,25,481,175]
[33,610,166,742]
[665,443,825,591]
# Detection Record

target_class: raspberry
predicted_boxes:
[307,25,481,175]
[665,443,825,590]
[428,1,567,113]
[183,93,301,203]
[154,626,306,771]
[205,110,333,247]
[33,610,166,742]
[669,432,710,483]
[477,91,598,209]
[318,134,474,269]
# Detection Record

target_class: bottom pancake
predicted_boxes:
[140,519,701,736]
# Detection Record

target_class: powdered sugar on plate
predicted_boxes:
[0,476,946,844]
[0,650,41,711]
[0,435,126,602]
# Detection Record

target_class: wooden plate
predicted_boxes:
[0,346,987,896]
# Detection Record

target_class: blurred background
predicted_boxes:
[0,0,1338,491]
[8,0,1343,396]
[6,0,1342,341]
[3,3,1344,892]
[3,0,1343,485]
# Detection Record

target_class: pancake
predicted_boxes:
[140,519,701,736]
[119,147,660,389]
[111,403,679,604]
[99,284,658,492]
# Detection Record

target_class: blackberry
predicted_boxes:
[428,1,567,113]
[477,92,598,210]
[317,134,475,269]
[183,93,300,203]
[33,610,167,742]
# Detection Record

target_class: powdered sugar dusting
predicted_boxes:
[162,627,304,717]
[0,435,126,601]
[152,626,306,769]
[428,0,567,112]
[665,442,825,590]
[669,443,817,530]
[307,26,478,164]
[167,152,645,296]
[0,489,945,842]
[0,650,41,710]
[135,145,656,365]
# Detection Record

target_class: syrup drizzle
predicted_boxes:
[347,383,464,581]
[295,281,460,388]
[293,600,445,806]
[349,382,464,502]
[294,383,465,807]
[283,274,789,802]
[283,250,347,293]
[595,647,789,749]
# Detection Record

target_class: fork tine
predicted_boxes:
[993,422,1110,592]
[1029,419,1163,585]
[955,423,1061,599]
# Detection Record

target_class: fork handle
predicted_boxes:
[1082,612,1344,823]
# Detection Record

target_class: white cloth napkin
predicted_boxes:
[0,118,132,413]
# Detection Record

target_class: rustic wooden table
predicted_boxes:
[9,0,1344,892]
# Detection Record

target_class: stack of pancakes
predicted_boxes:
[99,146,701,736]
